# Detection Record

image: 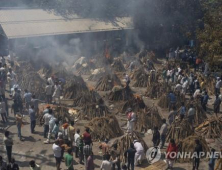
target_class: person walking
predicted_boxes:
[202,91,209,111]
[126,108,136,133]
[15,113,23,141]
[168,106,177,125]
[179,102,186,120]
[29,105,36,133]
[110,144,120,170]
[3,131,13,162]
[215,78,222,95]
[193,139,203,170]
[52,120,60,140]
[52,82,62,105]
[67,120,75,148]
[124,143,136,170]
[99,139,110,160]
[152,126,160,147]
[160,119,168,149]
[65,148,74,170]
[52,140,62,170]
[168,92,176,111]
[187,104,196,127]
[166,139,178,170]
[83,143,92,170]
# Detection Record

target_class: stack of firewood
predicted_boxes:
[77,62,96,75]
[195,115,222,139]
[135,106,163,132]
[166,118,194,143]
[95,73,121,91]
[109,86,133,101]
[87,115,123,141]
[121,94,146,112]
[131,67,149,87]
[111,59,125,72]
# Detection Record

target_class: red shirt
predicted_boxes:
[167,143,178,160]
[83,132,92,145]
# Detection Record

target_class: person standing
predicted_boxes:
[159,119,168,149]
[133,140,145,166]
[3,131,13,162]
[15,113,23,141]
[83,143,92,170]
[74,129,80,158]
[29,105,36,133]
[52,82,62,105]
[202,91,209,111]
[64,148,74,170]
[0,156,7,169]
[126,108,136,133]
[193,139,203,170]
[168,92,176,111]
[166,139,178,170]
[44,114,56,144]
[168,107,177,125]
[100,154,112,170]
[0,97,7,123]
[7,158,19,170]
[83,127,93,146]
[124,143,136,170]
[152,126,160,147]
[87,152,95,170]
[67,121,75,148]
[52,140,62,170]
[31,95,42,116]
[52,120,60,140]
[110,144,120,170]
[179,102,186,120]
[123,73,130,87]
[43,109,53,138]
[45,82,53,104]
[209,148,216,170]
[79,135,84,164]
[23,89,32,111]
[187,104,196,127]
[213,94,221,116]
[29,160,41,170]
[215,78,222,95]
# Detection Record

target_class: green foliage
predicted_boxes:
[197,0,222,60]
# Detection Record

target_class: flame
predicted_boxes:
[134,94,141,100]
[105,48,111,59]
[88,86,94,91]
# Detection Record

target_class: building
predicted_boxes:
[0,9,134,57]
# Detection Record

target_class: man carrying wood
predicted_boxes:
[126,108,136,133]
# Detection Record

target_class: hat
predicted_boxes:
[126,108,132,113]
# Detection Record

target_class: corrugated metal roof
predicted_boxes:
[0,9,133,39]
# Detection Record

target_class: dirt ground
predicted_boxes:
[0,68,219,170]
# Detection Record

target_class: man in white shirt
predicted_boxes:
[159,119,168,149]
[74,129,80,158]
[100,155,112,170]
[45,82,53,104]
[133,140,145,166]
[52,82,62,104]
[43,109,53,138]
[52,140,62,170]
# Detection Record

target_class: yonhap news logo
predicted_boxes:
[146,147,222,164]
[146,146,161,164]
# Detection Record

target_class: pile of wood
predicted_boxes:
[87,115,123,141]
[77,62,96,75]
[121,94,146,112]
[73,89,102,107]
[63,75,89,99]
[131,67,149,87]
[80,99,110,120]
[16,62,46,100]
[111,132,148,162]
[111,59,125,72]
[109,86,133,101]
[177,136,209,162]
[166,118,194,143]
[135,106,162,132]
[195,115,222,139]
[95,73,121,91]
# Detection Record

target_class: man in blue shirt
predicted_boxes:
[29,105,36,133]
[168,91,176,111]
